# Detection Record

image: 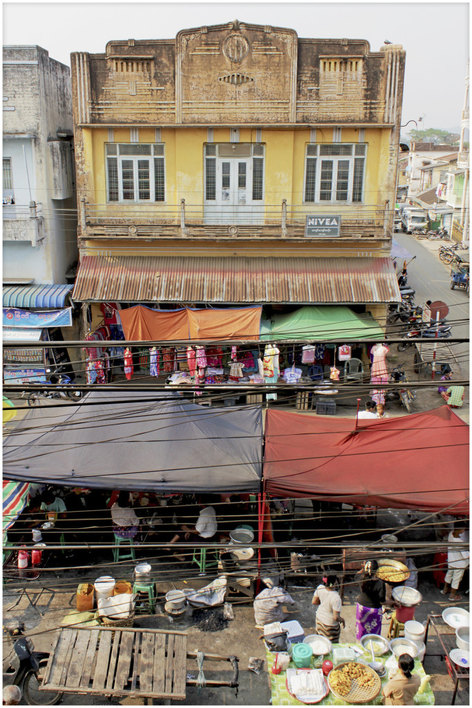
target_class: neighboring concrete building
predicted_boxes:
[71,21,404,334]
[3,46,79,385]
[406,142,458,196]
[3,45,77,285]
[445,72,469,243]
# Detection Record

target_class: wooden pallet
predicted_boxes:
[41,626,187,700]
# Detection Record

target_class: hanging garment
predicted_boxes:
[330,366,340,381]
[162,347,175,373]
[240,351,256,371]
[314,344,326,361]
[258,357,264,378]
[149,347,160,377]
[196,346,207,368]
[206,346,223,367]
[283,365,303,383]
[229,362,244,379]
[263,345,280,378]
[338,345,352,361]
[231,346,238,361]
[302,345,316,364]
[95,360,106,385]
[371,344,389,379]
[187,347,197,376]
[124,348,134,380]
[86,360,97,384]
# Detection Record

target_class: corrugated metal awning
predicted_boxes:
[73,255,400,304]
[2,284,73,308]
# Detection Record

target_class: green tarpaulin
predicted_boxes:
[261,306,384,341]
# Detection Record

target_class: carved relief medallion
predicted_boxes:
[223,34,249,63]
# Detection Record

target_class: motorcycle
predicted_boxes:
[387,366,416,413]
[388,304,423,325]
[397,323,452,351]
[26,366,83,406]
[3,623,62,704]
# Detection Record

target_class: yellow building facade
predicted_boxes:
[71,20,405,332]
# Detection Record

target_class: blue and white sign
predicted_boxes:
[305,215,341,237]
[3,367,47,384]
[3,307,72,328]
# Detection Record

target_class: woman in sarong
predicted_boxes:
[355,560,386,640]
[312,575,344,642]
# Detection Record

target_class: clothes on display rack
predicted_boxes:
[301,345,316,364]
[162,347,175,373]
[186,347,196,376]
[149,347,160,377]
[195,346,208,368]
[370,343,389,405]
[283,365,303,383]
[263,344,280,401]
[124,348,134,381]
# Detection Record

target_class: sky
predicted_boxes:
[2,0,469,133]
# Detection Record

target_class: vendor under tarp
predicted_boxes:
[3,391,263,492]
[261,306,385,341]
[263,406,469,514]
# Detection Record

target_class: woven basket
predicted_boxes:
[99,612,135,628]
[328,662,381,704]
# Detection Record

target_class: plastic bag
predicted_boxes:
[254,586,294,626]
[98,593,135,619]
[223,602,234,620]
[187,577,227,608]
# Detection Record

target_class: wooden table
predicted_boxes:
[40,626,188,700]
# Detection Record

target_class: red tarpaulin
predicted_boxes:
[263,406,469,514]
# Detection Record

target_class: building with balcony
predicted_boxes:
[3,45,77,285]
[71,21,405,337]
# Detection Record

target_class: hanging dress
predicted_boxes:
[124,348,134,381]
[149,347,160,377]
[370,343,390,405]
[263,344,280,401]
[187,347,197,376]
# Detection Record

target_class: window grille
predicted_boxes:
[205,158,216,200]
[252,157,264,200]
[3,158,13,189]
[304,143,366,203]
[105,143,165,202]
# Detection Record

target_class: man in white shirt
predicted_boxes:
[184,504,217,540]
[357,401,378,419]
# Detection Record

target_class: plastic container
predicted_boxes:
[32,528,42,543]
[404,620,426,644]
[135,562,151,581]
[114,581,133,595]
[31,543,46,567]
[395,604,416,623]
[229,528,254,545]
[165,589,186,611]
[17,549,29,569]
[77,583,95,612]
[456,626,469,651]
[292,642,313,668]
[94,576,116,602]
[280,620,305,645]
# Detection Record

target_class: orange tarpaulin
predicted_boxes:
[187,307,261,341]
[118,305,262,342]
[119,306,188,342]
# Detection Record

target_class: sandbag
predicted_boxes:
[254,586,294,626]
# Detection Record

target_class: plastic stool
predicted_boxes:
[388,611,405,639]
[133,581,156,613]
[192,547,219,575]
[113,534,136,563]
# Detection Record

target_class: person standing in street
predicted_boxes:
[441,522,469,601]
[312,574,345,642]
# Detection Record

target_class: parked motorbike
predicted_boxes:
[388,304,423,325]
[387,366,416,413]
[3,624,62,704]
[26,366,83,406]
[397,323,452,351]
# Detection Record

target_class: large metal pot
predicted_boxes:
[376,558,410,586]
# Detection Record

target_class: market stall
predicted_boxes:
[263,406,469,514]
[3,390,263,492]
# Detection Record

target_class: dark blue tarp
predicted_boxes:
[3,391,263,492]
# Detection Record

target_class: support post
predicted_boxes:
[281,199,287,238]
[180,198,187,236]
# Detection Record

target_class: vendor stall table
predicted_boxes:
[424,613,469,705]
[266,642,434,705]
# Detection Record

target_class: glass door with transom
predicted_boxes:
[204,143,264,225]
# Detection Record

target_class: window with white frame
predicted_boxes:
[304,144,366,203]
[3,157,14,204]
[106,144,165,202]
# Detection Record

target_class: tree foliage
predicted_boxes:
[409,128,460,145]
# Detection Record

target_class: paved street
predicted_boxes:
[394,233,469,379]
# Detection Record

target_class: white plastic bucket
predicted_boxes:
[229,527,254,544]
[405,620,426,644]
[408,640,425,662]
[94,576,116,602]
[165,589,186,610]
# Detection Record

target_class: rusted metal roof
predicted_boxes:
[72,255,400,304]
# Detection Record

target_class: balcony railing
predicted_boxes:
[81,199,391,240]
[2,202,44,245]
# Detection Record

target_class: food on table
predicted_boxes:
[369,640,386,655]
[392,642,416,657]
[310,639,329,653]
[377,566,408,583]
[329,662,376,696]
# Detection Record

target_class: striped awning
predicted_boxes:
[73,255,401,304]
[2,284,73,308]
[3,480,30,534]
